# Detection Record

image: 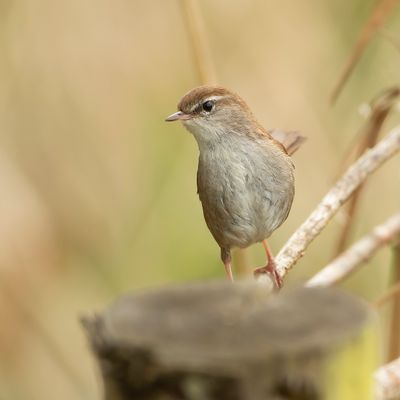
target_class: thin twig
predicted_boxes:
[306,214,400,288]
[330,0,398,104]
[388,235,400,361]
[179,0,217,84]
[254,126,400,285]
[334,87,400,255]
[375,357,400,400]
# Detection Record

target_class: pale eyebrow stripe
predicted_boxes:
[189,95,230,112]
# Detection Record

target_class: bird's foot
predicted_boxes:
[253,260,282,289]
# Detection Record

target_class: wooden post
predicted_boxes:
[83,281,377,400]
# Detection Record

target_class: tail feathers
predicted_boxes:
[269,130,306,156]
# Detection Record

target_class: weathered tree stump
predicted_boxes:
[83,281,377,400]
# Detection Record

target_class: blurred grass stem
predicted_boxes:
[179,0,217,84]
[388,236,400,361]
[179,0,249,275]
[334,87,400,255]
[373,278,400,308]
[330,0,398,104]
[0,278,90,399]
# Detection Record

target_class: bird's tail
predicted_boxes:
[269,130,306,156]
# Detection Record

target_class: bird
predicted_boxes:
[165,85,304,288]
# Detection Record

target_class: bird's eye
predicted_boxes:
[202,100,214,112]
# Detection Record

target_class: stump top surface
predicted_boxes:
[94,281,369,368]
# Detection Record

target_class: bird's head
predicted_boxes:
[165,85,255,146]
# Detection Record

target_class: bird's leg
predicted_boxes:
[221,248,234,282]
[253,240,282,288]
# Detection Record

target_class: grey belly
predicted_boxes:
[198,152,294,250]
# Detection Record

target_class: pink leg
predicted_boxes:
[224,260,234,282]
[221,248,234,282]
[253,240,282,288]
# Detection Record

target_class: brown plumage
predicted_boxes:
[166,85,304,287]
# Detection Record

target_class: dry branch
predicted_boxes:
[335,87,400,179]
[334,87,400,254]
[375,357,400,400]
[255,126,400,285]
[306,214,400,288]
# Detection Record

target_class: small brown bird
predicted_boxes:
[166,86,304,287]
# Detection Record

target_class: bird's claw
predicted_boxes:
[253,264,282,289]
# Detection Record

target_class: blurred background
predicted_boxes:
[0,1,399,399]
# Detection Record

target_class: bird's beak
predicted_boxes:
[165,111,192,122]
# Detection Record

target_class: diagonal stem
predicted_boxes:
[261,125,400,284]
[307,214,400,288]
